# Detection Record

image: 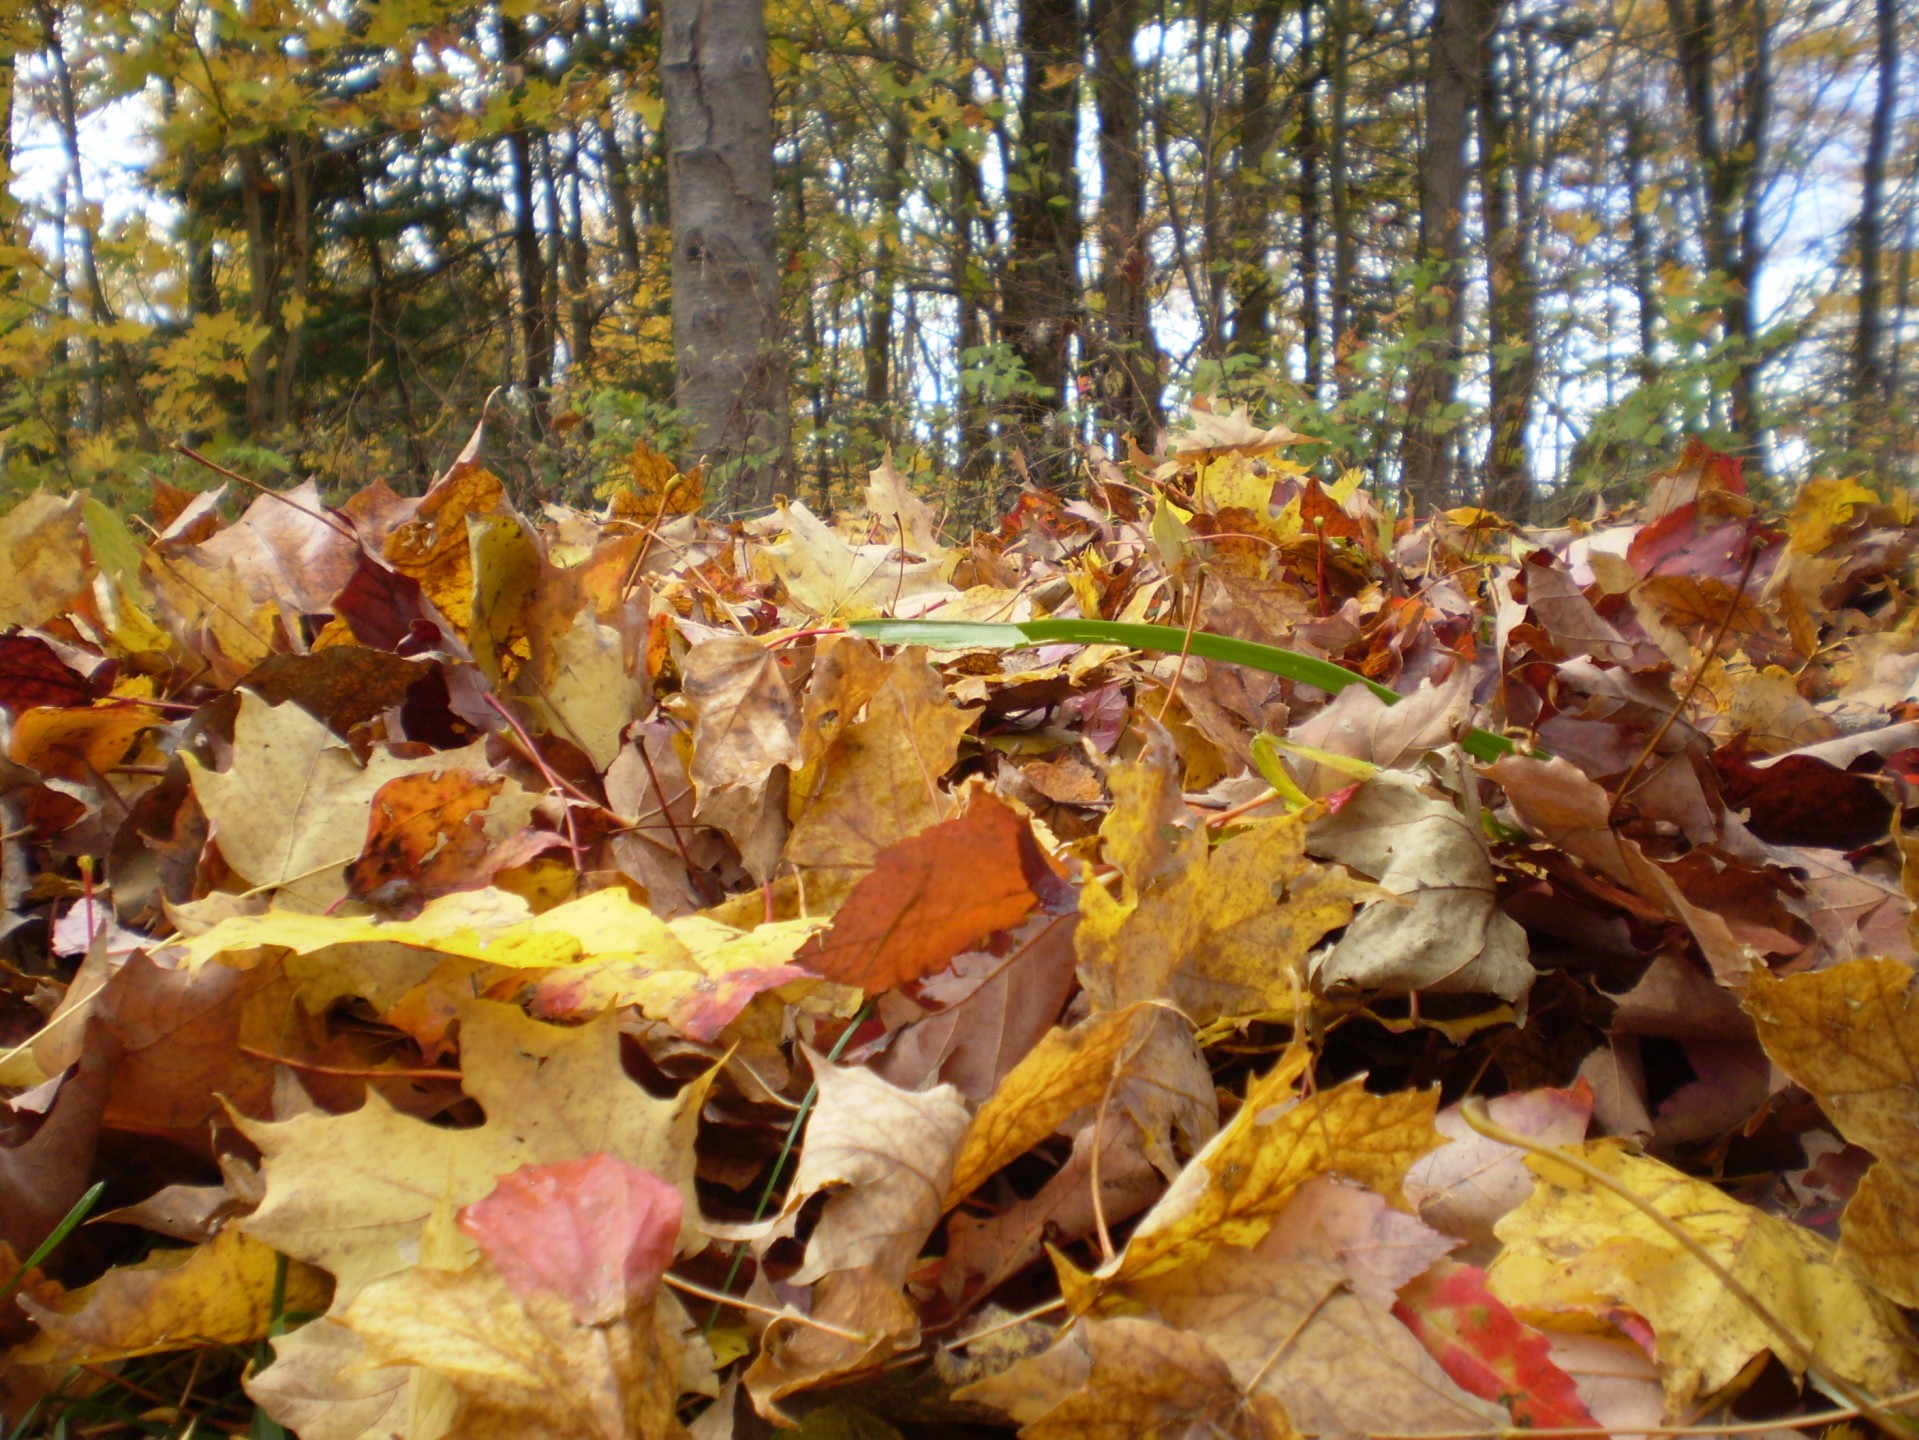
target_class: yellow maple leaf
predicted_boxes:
[1488,1140,1919,1412]
[1059,1048,1440,1304]
[945,1003,1158,1207]
[12,1228,329,1367]
[1077,810,1370,1024]
[1746,959,1919,1306]
[1786,477,1879,554]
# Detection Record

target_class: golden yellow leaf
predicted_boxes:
[1487,1141,1919,1411]
[6,704,155,782]
[945,1003,1157,1207]
[1745,958,1919,1305]
[782,650,977,904]
[609,438,702,518]
[341,1259,683,1440]
[237,1001,708,1303]
[179,882,684,975]
[1061,1048,1440,1302]
[759,498,955,619]
[957,1316,1296,1440]
[467,512,538,685]
[1076,811,1368,1023]
[0,492,87,629]
[383,464,507,640]
[1787,477,1879,554]
[525,609,634,772]
[13,1228,330,1367]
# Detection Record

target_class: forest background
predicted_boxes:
[0,0,1911,520]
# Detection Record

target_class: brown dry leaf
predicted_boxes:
[195,480,360,616]
[185,692,486,911]
[945,1002,1156,1206]
[1488,1140,1919,1412]
[782,650,977,904]
[1309,767,1536,1001]
[799,791,1046,996]
[683,637,802,875]
[739,1056,967,1415]
[1125,1247,1505,1435]
[1745,958,1919,1305]
[863,453,944,556]
[1403,1082,1593,1248]
[145,547,281,681]
[958,1315,1297,1440]
[1077,808,1368,1024]
[1488,754,1753,980]
[13,1227,331,1366]
[1061,1047,1440,1302]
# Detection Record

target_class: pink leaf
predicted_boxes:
[458,1154,683,1324]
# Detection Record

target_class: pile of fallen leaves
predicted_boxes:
[5,412,1919,1440]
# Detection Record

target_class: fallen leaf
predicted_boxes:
[1394,1260,1599,1428]
[1745,958,1919,1305]
[1488,1140,1919,1411]
[1077,808,1369,1025]
[1309,767,1536,1001]
[799,791,1047,996]
[14,1227,331,1366]
[957,1315,1296,1440]
[1124,1247,1505,1436]
[0,492,87,629]
[1403,1081,1593,1247]
[945,1003,1156,1206]
[1062,1047,1440,1300]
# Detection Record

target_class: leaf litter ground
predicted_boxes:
[5,421,1919,1438]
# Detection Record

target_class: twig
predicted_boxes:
[479,692,587,867]
[663,1274,871,1345]
[635,736,720,907]
[1155,571,1208,724]
[236,1046,463,1082]
[1608,538,1760,823]
[170,443,360,544]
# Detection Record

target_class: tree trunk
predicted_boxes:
[1091,0,1163,449]
[1396,0,1479,513]
[40,1,155,449]
[1329,0,1356,398]
[1477,0,1536,516]
[272,135,311,431]
[1296,0,1325,395]
[1850,0,1897,440]
[1227,0,1285,356]
[662,0,790,511]
[1662,0,1770,454]
[1001,0,1083,468]
[863,19,913,464]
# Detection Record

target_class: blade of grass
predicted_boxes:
[1,1181,105,1304]
[848,617,1519,762]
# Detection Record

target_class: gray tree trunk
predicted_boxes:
[662,0,790,513]
[1397,0,1483,514]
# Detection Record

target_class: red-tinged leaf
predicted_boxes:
[1301,478,1363,540]
[457,1155,683,1325]
[667,962,815,1042]
[1394,1261,1599,1429]
[798,791,1051,996]
[0,635,97,714]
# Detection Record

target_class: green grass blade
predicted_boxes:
[1,1181,105,1304]
[846,617,1516,762]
